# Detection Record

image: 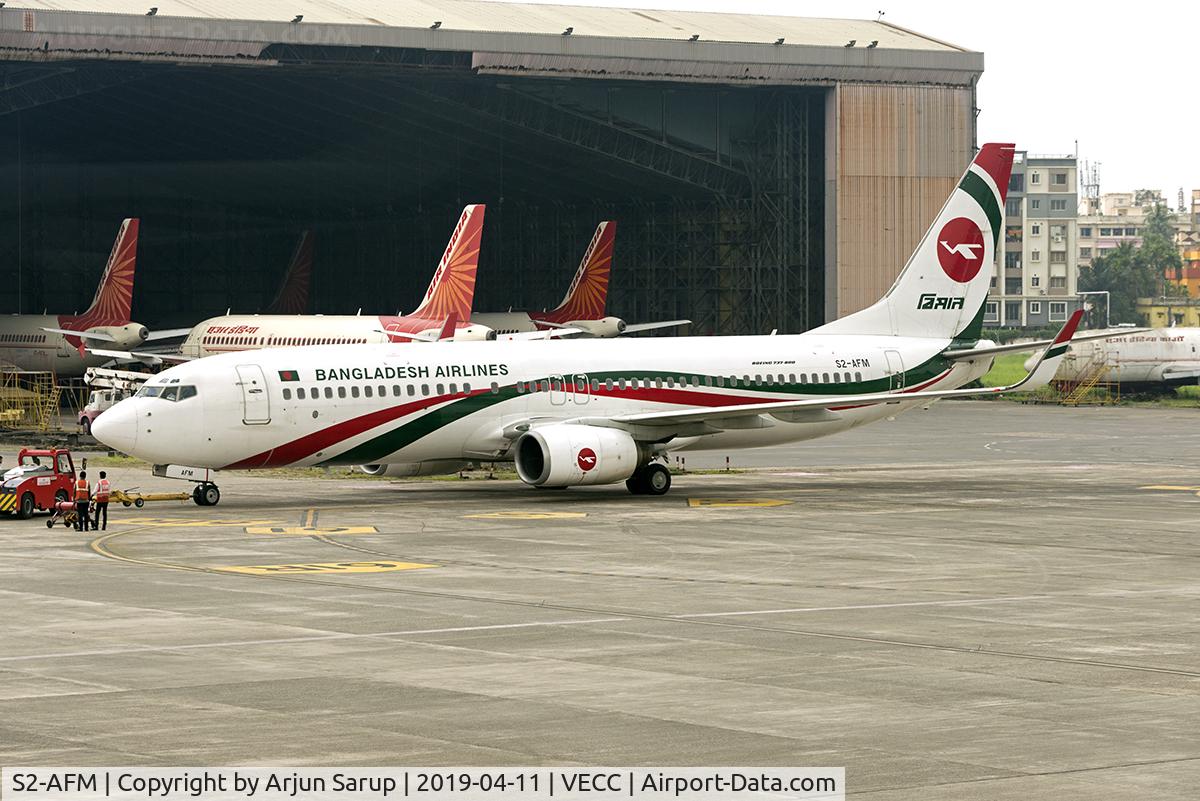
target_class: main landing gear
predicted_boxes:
[192,483,221,507]
[626,462,671,496]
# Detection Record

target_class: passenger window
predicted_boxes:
[351,386,360,398]
[617,378,626,390]
[832,373,841,384]
[448,383,458,394]
[855,372,862,383]
[705,376,713,387]
[590,379,600,391]
[337,386,346,399]
[823,373,830,383]
[325,387,333,399]
[421,384,430,396]
[788,373,796,384]
[364,386,373,398]
[665,377,674,388]
[407,385,415,397]
[844,372,852,383]
[436,383,445,395]
[297,388,306,399]
[283,388,292,400]
[392,385,401,397]
[463,383,471,394]
[490,382,499,394]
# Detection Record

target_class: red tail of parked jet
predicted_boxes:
[64,218,139,329]
[263,230,313,315]
[540,220,614,324]
[410,204,485,323]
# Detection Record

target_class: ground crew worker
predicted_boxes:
[74,470,91,532]
[94,471,111,531]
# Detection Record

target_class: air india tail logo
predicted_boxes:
[936,217,986,283]
[577,448,597,472]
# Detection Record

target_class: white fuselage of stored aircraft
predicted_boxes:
[94,333,991,471]
[1049,328,1200,386]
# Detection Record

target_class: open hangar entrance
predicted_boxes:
[0,4,980,335]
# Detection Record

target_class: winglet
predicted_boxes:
[412,205,485,322]
[1010,309,1084,391]
[437,312,459,341]
[544,221,614,323]
[263,230,313,315]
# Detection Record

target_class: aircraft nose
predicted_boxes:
[91,400,138,454]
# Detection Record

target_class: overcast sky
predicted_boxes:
[484,0,1198,204]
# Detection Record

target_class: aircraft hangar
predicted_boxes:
[0,1,982,335]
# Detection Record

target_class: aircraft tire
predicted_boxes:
[642,464,672,496]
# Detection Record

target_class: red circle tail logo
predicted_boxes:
[936,217,987,283]
[577,448,597,472]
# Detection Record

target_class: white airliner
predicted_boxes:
[96,206,496,368]
[96,144,1113,503]
[0,219,156,378]
[472,221,689,338]
[1033,327,1200,389]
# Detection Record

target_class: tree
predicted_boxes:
[1077,204,1182,325]
[1078,242,1157,325]
[1140,204,1183,295]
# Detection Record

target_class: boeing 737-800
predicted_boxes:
[0,219,156,378]
[95,144,1108,503]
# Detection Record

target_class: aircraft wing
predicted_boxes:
[574,311,1083,431]
[88,348,193,366]
[942,327,1150,360]
[42,327,117,341]
[620,319,691,335]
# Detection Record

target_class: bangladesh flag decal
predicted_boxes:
[278,370,300,382]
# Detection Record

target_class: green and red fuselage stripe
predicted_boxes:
[223,354,958,469]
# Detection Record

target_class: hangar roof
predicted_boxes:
[12,1,965,50]
[3,2,982,86]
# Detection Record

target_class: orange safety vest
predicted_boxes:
[95,479,111,503]
[75,478,90,501]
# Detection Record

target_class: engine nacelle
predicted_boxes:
[565,316,626,338]
[514,424,642,487]
[450,324,498,342]
[90,323,150,348]
[359,460,468,477]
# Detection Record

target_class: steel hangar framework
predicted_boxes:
[0,2,983,335]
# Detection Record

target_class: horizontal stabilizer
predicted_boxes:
[43,327,116,341]
[620,319,691,335]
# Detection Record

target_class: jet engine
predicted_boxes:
[565,316,626,338]
[514,424,645,487]
[89,323,150,348]
[359,460,468,477]
[449,324,497,342]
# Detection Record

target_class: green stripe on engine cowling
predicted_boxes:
[958,170,1003,250]
[320,356,953,466]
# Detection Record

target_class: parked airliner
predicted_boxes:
[472,221,688,338]
[95,144,1115,503]
[1035,327,1200,389]
[0,219,157,377]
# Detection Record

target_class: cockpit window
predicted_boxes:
[137,385,163,398]
[179,386,197,400]
[160,386,180,401]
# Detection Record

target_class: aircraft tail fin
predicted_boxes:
[543,221,614,323]
[815,144,1015,341]
[263,230,313,315]
[411,205,485,322]
[72,218,139,328]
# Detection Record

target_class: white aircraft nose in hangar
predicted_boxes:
[91,399,137,454]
